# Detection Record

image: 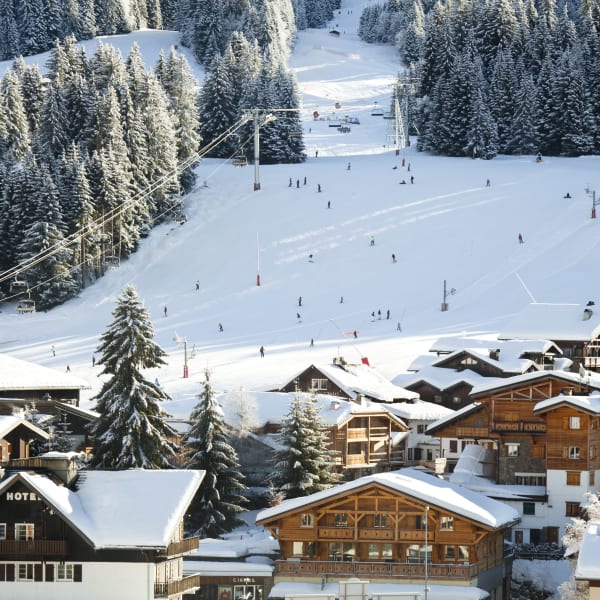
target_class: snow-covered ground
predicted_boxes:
[0,1,596,593]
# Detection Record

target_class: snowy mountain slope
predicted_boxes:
[1,0,600,417]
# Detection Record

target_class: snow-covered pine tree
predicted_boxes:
[0,69,31,162]
[88,284,177,469]
[0,0,20,62]
[182,369,246,538]
[49,412,74,452]
[24,402,47,455]
[270,391,338,500]
[16,0,48,56]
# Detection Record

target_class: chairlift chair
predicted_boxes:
[95,232,112,246]
[232,155,248,167]
[10,277,29,294]
[16,298,36,314]
[371,102,384,116]
[104,255,120,268]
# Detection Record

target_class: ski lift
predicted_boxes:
[329,113,342,127]
[104,255,120,268]
[10,277,29,294]
[371,102,384,117]
[16,297,35,314]
[232,154,248,167]
[95,232,112,246]
[383,111,394,119]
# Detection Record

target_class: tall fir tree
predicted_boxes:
[270,392,338,500]
[182,369,246,538]
[88,284,177,469]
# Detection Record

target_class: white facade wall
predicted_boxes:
[1,562,154,600]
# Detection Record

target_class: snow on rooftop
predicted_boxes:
[0,415,50,440]
[534,393,600,414]
[257,467,519,529]
[429,336,561,356]
[0,353,90,391]
[426,403,483,434]
[576,521,600,580]
[431,348,537,375]
[184,560,274,578]
[0,469,203,549]
[385,399,453,422]
[393,365,494,392]
[499,303,600,342]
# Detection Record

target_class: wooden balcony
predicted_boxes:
[318,527,354,539]
[0,539,69,557]
[165,536,200,557]
[398,530,434,542]
[347,428,368,440]
[358,528,394,540]
[275,559,476,580]
[154,574,202,597]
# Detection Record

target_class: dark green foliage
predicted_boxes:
[183,370,247,538]
[88,285,177,469]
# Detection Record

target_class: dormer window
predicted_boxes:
[460,357,477,366]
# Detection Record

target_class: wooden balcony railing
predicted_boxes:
[0,540,69,557]
[165,536,200,557]
[456,427,488,438]
[154,574,202,597]
[275,559,477,580]
[347,428,368,440]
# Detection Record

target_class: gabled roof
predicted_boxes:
[257,467,519,530]
[470,369,600,398]
[426,402,484,435]
[284,362,419,403]
[384,399,454,422]
[431,348,538,375]
[0,415,50,440]
[393,365,494,392]
[0,469,204,550]
[534,393,600,415]
[429,336,563,357]
[499,303,600,342]
[0,353,90,391]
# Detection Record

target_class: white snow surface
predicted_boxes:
[0,0,599,427]
[575,521,600,580]
[0,469,203,548]
[257,467,520,528]
[0,415,49,439]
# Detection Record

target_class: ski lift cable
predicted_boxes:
[0,113,254,288]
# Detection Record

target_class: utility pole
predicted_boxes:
[253,109,261,191]
[424,505,430,600]
[441,279,456,311]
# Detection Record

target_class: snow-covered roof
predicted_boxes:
[184,560,273,578]
[0,415,50,440]
[431,348,537,375]
[0,469,203,549]
[426,403,483,434]
[575,521,600,580]
[429,336,562,357]
[268,582,489,600]
[54,401,99,421]
[0,353,90,391]
[470,369,600,397]
[384,400,454,422]
[534,392,600,415]
[393,365,494,392]
[257,467,519,529]
[499,303,600,342]
[285,362,419,403]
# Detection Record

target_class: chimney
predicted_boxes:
[489,349,500,361]
[584,308,593,321]
[330,400,340,410]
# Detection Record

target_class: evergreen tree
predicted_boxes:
[0,0,20,62]
[270,392,338,500]
[182,369,246,538]
[49,412,74,452]
[88,285,177,469]
[0,70,31,161]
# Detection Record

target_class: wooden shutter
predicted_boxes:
[6,563,15,581]
[34,563,43,581]
[74,564,82,582]
[45,563,54,582]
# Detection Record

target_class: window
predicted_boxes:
[15,523,34,541]
[566,471,581,486]
[406,544,432,563]
[368,543,392,559]
[440,516,454,530]
[417,424,426,434]
[506,444,519,457]
[569,446,581,460]
[452,396,462,405]
[57,563,74,581]
[458,546,469,561]
[523,502,535,516]
[515,473,546,486]
[569,416,581,430]
[311,378,328,391]
[373,514,388,528]
[300,513,314,527]
[449,440,458,453]
[17,563,34,581]
[444,545,455,560]
[0,524,5,540]
[566,502,581,517]
[334,513,348,528]
[591,472,596,486]
[415,514,428,530]
[329,542,354,561]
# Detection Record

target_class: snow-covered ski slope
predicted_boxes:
[1,0,600,409]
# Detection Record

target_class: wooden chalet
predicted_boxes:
[427,371,600,483]
[256,468,519,600]
[278,358,418,404]
[0,416,49,464]
[0,455,203,600]
[499,302,600,371]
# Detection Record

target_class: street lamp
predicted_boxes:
[173,334,189,378]
[424,505,430,600]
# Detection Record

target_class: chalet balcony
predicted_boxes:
[347,428,368,440]
[154,574,202,598]
[0,539,69,557]
[165,536,200,557]
[584,356,600,370]
[275,559,477,581]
